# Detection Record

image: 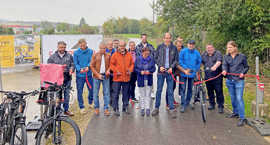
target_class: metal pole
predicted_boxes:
[256,56,259,120]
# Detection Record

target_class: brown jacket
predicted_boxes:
[90,52,110,79]
[110,51,134,82]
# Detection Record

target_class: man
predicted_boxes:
[152,33,178,119]
[106,40,116,107]
[73,39,94,114]
[90,42,111,116]
[135,34,156,99]
[165,38,185,109]
[128,41,138,102]
[113,39,120,51]
[179,40,202,113]
[47,41,74,116]
[201,44,224,113]
[110,40,134,116]
[106,40,116,56]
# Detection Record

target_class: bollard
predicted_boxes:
[255,56,259,120]
[258,83,264,104]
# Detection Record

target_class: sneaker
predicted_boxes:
[89,103,94,109]
[122,108,130,115]
[218,107,224,114]
[146,109,151,117]
[140,109,145,116]
[166,105,169,110]
[174,101,179,106]
[114,110,120,117]
[180,106,185,113]
[64,111,74,117]
[151,109,159,116]
[208,105,215,110]
[80,108,86,114]
[132,98,139,103]
[104,109,110,116]
[237,119,247,127]
[169,109,177,119]
[94,109,100,115]
[226,113,239,118]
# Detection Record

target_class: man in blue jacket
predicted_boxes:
[73,39,94,114]
[179,40,202,113]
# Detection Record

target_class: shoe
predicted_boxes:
[174,101,180,106]
[226,113,239,118]
[95,109,100,115]
[104,109,110,116]
[80,108,86,114]
[166,105,169,110]
[237,119,247,127]
[89,103,94,109]
[122,108,130,115]
[180,106,185,113]
[132,98,139,103]
[140,109,145,116]
[64,111,74,116]
[208,105,215,110]
[218,107,224,114]
[114,110,120,117]
[169,109,177,119]
[146,109,151,117]
[151,109,159,116]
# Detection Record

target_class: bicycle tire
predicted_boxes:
[200,89,207,123]
[35,117,81,145]
[10,124,27,145]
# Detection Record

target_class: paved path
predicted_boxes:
[82,72,269,145]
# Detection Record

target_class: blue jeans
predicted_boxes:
[155,73,174,110]
[112,82,130,111]
[63,78,72,112]
[76,75,93,109]
[93,78,110,110]
[180,77,194,107]
[226,79,245,119]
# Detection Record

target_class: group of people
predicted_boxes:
[47,32,249,127]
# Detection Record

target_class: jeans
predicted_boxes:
[63,76,72,112]
[180,77,194,107]
[165,75,181,105]
[226,79,245,119]
[112,82,130,111]
[155,73,174,110]
[206,77,224,108]
[109,74,114,106]
[93,78,110,110]
[129,72,137,100]
[76,75,93,109]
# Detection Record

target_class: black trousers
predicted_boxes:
[112,82,130,111]
[109,75,114,106]
[128,72,137,100]
[205,77,224,108]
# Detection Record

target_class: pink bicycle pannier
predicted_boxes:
[40,64,66,88]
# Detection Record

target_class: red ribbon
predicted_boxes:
[86,73,92,89]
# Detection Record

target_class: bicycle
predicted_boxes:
[35,81,81,145]
[191,69,207,123]
[0,90,39,145]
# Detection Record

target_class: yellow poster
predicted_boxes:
[0,36,15,68]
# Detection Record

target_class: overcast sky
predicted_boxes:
[0,0,153,25]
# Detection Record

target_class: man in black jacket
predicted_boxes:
[47,41,74,116]
[152,33,178,119]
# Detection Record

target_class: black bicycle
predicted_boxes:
[0,90,39,145]
[35,81,81,145]
[191,70,207,123]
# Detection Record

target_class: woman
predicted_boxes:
[222,41,249,127]
[135,47,156,116]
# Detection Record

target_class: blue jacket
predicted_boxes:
[73,47,94,77]
[179,48,202,78]
[134,56,156,87]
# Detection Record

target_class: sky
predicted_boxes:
[0,0,154,25]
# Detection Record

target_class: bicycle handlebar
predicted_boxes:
[0,90,39,99]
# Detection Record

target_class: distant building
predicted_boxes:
[1,24,33,34]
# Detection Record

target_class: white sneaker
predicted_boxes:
[89,103,94,109]
[80,108,86,114]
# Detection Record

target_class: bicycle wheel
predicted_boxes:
[35,117,81,145]
[10,124,27,145]
[199,89,207,123]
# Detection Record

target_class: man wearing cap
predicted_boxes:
[179,40,202,113]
